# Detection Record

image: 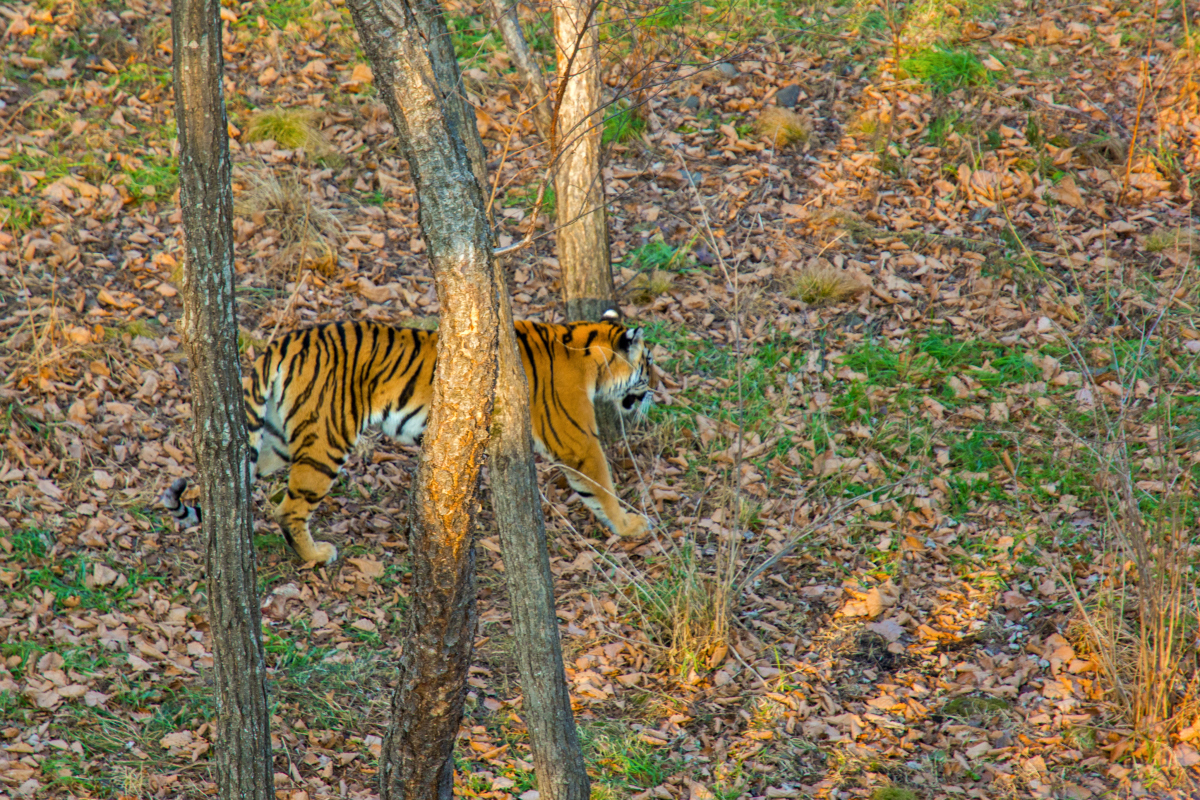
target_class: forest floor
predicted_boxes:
[2,0,1199,798]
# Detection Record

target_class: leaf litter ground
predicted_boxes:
[1,0,1199,798]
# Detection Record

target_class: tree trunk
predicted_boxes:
[455,14,593,796]
[345,0,497,798]
[553,0,616,322]
[486,0,554,140]
[172,1,273,798]
[489,266,591,800]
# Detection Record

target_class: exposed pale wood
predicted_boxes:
[346,0,497,796]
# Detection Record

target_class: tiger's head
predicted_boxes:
[596,309,655,418]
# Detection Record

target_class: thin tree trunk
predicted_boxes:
[486,0,553,140]
[345,0,497,798]
[553,0,616,322]
[408,0,491,198]
[489,266,591,800]
[172,1,273,798]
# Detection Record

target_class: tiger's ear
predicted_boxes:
[602,308,621,321]
[618,327,643,350]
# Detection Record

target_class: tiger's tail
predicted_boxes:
[161,477,201,527]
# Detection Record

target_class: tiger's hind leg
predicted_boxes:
[276,459,343,564]
[562,438,651,539]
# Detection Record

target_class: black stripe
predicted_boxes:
[293,456,338,479]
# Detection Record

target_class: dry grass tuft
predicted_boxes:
[629,270,675,304]
[244,108,334,160]
[787,258,867,305]
[756,106,812,148]
[1144,226,1198,257]
[620,540,733,677]
[235,172,344,277]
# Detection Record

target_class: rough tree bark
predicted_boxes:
[489,267,591,800]
[172,1,273,798]
[553,0,617,322]
[486,0,553,139]
[345,0,497,797]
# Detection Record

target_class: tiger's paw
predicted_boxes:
[615,513,651,538]
[307,542,338,565]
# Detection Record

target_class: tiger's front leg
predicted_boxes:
[276,461,341,564]
[565,439,651,539]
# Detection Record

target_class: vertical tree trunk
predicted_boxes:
[486,0,554,140]
[345,0,497,798]
[489,267,591,800]
[172,1,273,798]
[553,0,617,322]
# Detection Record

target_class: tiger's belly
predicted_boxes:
[375,406,429,446]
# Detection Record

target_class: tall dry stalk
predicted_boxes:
[1052,309,1199,786]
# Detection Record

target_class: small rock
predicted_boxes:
[714,62,738,78]
[775,83,802,108]
[682,95,700,111]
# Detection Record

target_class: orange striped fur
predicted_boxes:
[162,316,654,563]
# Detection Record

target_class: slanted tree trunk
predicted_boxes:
[553,0,617,322]
[346,0,497,797]
[489,266,591,800]
[172,0,273,798]
[486,0,553,139]
[349,1,591,796]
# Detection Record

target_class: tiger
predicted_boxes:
[160,312,655,564]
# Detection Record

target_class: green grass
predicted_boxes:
[244,107,330,154]
[927,111,962,147]
[266,633,391,731]
[639,0,696,29]
[2,526,163,612]
[501,184,556,216]
[231,0,315,30]
[901,46,989,94]
[581,719,675,796]
[603,104,647,145]
[448,14,501,64]
[37,677,217,793]
[628,238,690,272]
[108,59,171,93]
[124,159,177,203]
[0,196,42,234]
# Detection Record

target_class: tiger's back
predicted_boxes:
[162,317,653,563]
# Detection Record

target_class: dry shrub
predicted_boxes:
[787,258,867,305]
[1061,378,1200,788]
[1072,556,1200,780]
[1,271,96,390]
[235,172,343,277]
[620,538,734,677]
[629,270,674,304]
[756,106,812,148]
[5,304,67,389]
[1144,226,1198,262]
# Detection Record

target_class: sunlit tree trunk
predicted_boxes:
[172,0,273,797]
[486,0,553,139]
[346,0,497,797]
[348,1,591,795]
[553,0,616,321]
